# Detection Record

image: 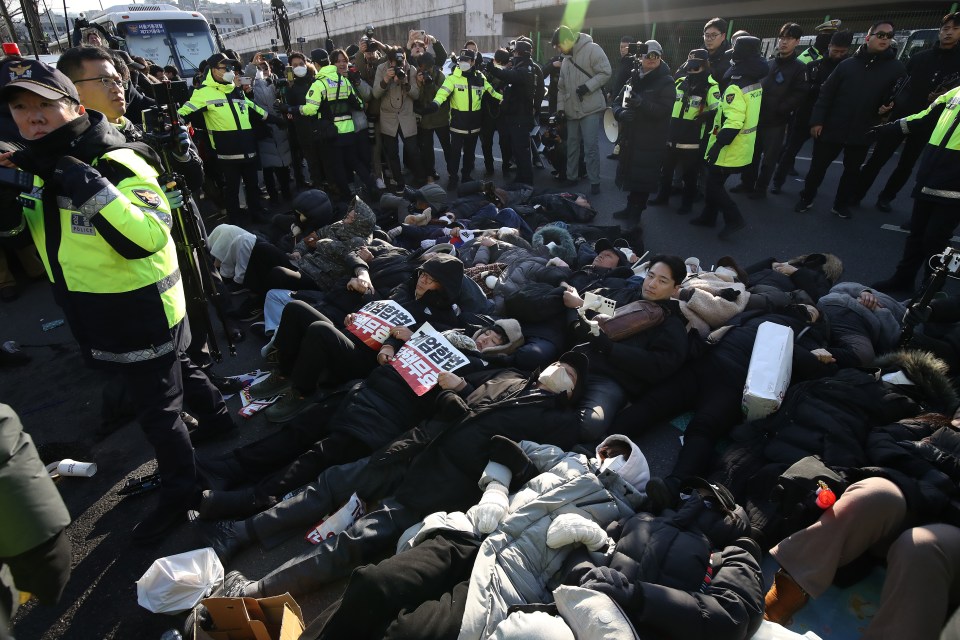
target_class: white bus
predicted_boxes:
[55,4,218,77]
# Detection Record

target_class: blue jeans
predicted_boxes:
[468,203,534,240]
[263,288,293,335]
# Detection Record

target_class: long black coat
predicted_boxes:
[613,62,676,194]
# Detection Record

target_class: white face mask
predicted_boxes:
[599,454,627,474]
[255,70,264,80]
[538,364,574,396]
[458,61,472,72]
[221,70,235,83]
[293,66,308,78]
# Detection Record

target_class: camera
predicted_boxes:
[364,25,375,38]
[627,42,648,56]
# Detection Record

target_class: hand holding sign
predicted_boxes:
[391,323,470,395]
[347,300,415,349]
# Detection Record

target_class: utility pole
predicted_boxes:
[20,0,48,55]
[0,0,18,44]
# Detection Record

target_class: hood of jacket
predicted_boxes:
[472,318,525,356]
[203,69,237,94]
[420,252,464,301]
[569,32,596,57]
[874,350,959,414]
[726,54,768,85]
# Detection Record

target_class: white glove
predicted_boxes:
[420,239,437,249]
[473,482,509,534]
[291,224,302,236]
[546,513,608,551]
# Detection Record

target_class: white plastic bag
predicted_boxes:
[136,547,224,614]
[750,620,823,639]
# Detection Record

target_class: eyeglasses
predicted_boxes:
[703,31,723,40]
[417,271,438,284]
[75,76,123,88]
[872,31,895,40]
[643,52,661,60]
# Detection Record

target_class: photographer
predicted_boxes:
[0,59,234,544]
[427,48,501,189]
[355,29,386,188]
[373,47,423,192]
[611,41,675,236]
[485,38,538,185]
[248,58,293,202]
[285,51,326,189]
[413,52,454,182]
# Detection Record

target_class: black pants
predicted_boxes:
[242,241,295,295]
[262,166,292,199]
[855,130,928,203]
[314,533,480,640]
[891,198,960,287]
[501,119,534,185]
[450,131,480,181]
[772,114,812,188]
[253,431,371,502]
[800,139,868,206]
[658,146,701,205]
[481,112,499,173]
[418,125,454,177]
[381,130,423,189]
[125,342,230,503]
[274,300,377,394]
[221,160,263,219]
[612,360,745,479]
[1,529,72,619]
[702,165,744,225]
[331,134,374,198]
[741,124,786,191]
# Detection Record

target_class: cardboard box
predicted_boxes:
[742,321,794,420]
[193,593,304,640]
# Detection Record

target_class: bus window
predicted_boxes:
[116,19,215,76]
[899,29,938,63]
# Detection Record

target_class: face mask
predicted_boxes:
[538,364,574,396]
[599,454,627,474]
[293,66,308,78]
[221,70,235,83]
[255,70,264,80]
[459,61,472,72]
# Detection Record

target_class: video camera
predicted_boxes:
[533,112,565,171]
[393,52,406,80]
[627,42,648,56]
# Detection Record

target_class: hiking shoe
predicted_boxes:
[198,519,253,563]
[831,204,852,219]
[876,198,893,213]
[264,393,313,423]
[222,570,259,599]
[248,372,290,400]
[794,198,813,213]
[764,569,809,625]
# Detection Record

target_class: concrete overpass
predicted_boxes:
[221,0,955,62]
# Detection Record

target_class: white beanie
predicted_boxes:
[595,435,650,492]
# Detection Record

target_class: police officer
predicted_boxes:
[179,52,283,224]
[771,30,852,193]
[485,38,538,185]
[870,84,960,293]
[426,48,501,189]
[733,23,809,199]
[690,36,766,239]
[797,20,842,65]
[855,12,960,211]
[0,60,233,543]
[650,49,720,213]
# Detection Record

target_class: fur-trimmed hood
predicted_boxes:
[532,225,577,264]
[875,350,959,414]
[788,253,844,284]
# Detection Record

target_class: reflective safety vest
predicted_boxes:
[797,45,823,66]
[901,85,960,203]
[301,65,361,134]
[706,80,763,168]
[9,148,184,368]
[668,74,721,148]
[178,72,268,162]
[433,67,502,134]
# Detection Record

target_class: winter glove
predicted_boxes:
[422,101,440,115]
[171,125,191,156]
[489,435,537,491]
[575,84,589,100]
[705,144,722,166]
[472,481,509,534]
[616,108,636,123]
[580,566,644,611]
[546,513,609,551]
[162,184,184,209]
[719,288,741,301]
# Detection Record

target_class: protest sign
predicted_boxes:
[347,300,416,349]
[391,323,470,395]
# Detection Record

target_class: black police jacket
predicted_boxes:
[759,52,809,127]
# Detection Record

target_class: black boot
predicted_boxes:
[197,488,261,520]
[221,570,260,598]
[198,519,254,563]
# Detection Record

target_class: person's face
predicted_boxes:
[867,24,895,53]
[686,62,705,74]
[163,70,177,80]
[827,44,849,60]
[415,270,442,299]
[290,56,307,68]
[343,208,357,224]
[597,440,631,462]
[778,35,799,56]
[410,42,426,57]
[258,63,270,77]
[558,362,577,395]
[703,28,725,52]
[592,249,621,269]
[558,39,574,54]
[85,32,103,46]
[940,20,960,48]
[211,63,233,82]
[619,42,630,57]
[334,54,349,75]
[640,52,661,72]
[74,59,126,122]
[8,91,82,141]
[642,261,680,301]
[475,329,505,351]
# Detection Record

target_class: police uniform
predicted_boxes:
[655,64,720,211]
[0,60,231,543]
[691,36,765,238]
[874,86,960,290]
[178,53,273,221]
[432,60,501,183]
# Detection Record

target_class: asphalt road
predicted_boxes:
[3,135,929,639]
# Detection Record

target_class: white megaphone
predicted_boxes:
[603,107,618,143]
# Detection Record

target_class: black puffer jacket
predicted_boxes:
[811,45,906,145]
[709,45,732,88]
[564,488,764,640]
[894,43,960,118]
[613,62,676,194]
[758,52,809,127]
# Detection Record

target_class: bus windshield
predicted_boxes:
[116,19,216,76]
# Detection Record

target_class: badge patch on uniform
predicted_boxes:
[713,91,721,100]
[71,213,96,236]
[726,93,735,104]
[132,188,162,209]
